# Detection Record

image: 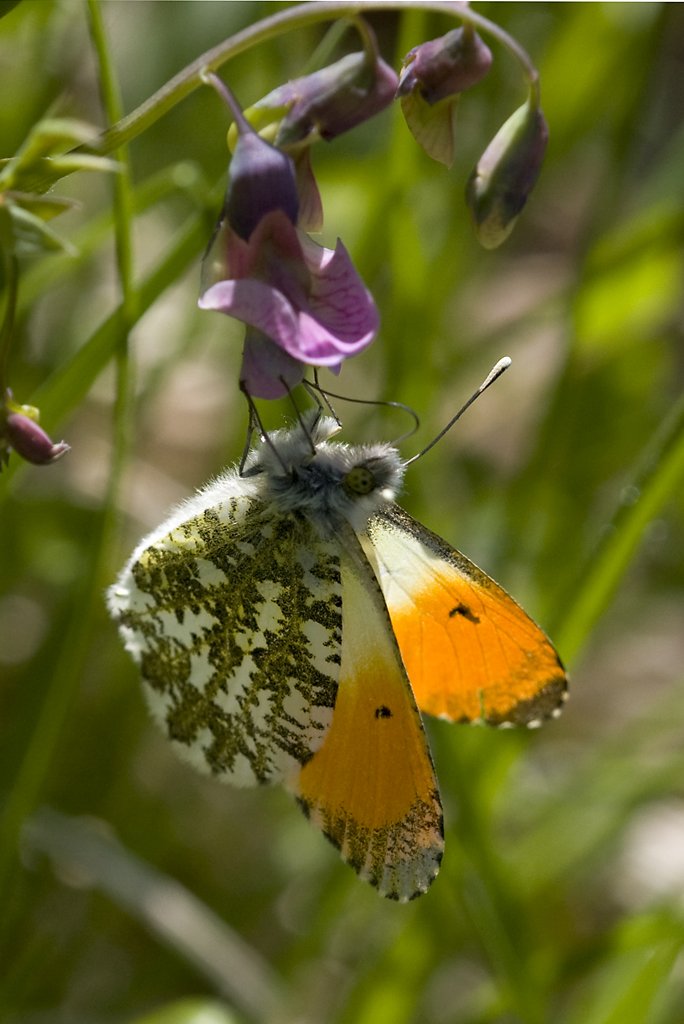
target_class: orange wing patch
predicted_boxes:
[287,533,443,901]
[365,506,567,727]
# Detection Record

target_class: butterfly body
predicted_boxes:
[108,412,566,900]
[241,415,404,534]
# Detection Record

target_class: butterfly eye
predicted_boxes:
[343,465,376,496]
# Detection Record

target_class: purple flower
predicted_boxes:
[199,210,379,399]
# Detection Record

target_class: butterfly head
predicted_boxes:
[247,412,405,534]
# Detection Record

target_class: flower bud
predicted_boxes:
[225,117,300,242]
[466,99,548,248]
[4,411,70,465]
[206,75,300,241]
[397,27,492,167]
[397,26,492,105]
[246,46,398,148]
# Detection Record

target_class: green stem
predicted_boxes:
[86,0,135,488]
[87,0,136,313]
[78,1,539,159]
[0,250,19,397]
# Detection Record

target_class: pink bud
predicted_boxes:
[5,412,70,465]
[249,45,398,147]
[397,27,492,167]
[398,27,492,105]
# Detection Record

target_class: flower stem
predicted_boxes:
[76,1,540,160]
[201,70,251,133]
[86,0,136,516]
[0,250,19,398]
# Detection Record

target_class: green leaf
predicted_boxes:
[2,190,78,221]
[0,117,119,193]
[2,200,75,256]
[557,389,684,661]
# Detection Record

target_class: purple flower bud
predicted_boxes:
[208,77,300,241]
[5,411,70,465]
[225,122,300,242]
[466,100,548,249]
[397,27,492,105]
[250,47,398,147]
[397,27,492,167]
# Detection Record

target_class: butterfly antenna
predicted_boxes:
[304,378,421,444]
[405,356,512,466]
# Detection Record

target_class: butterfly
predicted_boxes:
[108,410,567,901]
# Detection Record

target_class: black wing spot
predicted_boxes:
[449,603,480,624]
[374,705,392,719]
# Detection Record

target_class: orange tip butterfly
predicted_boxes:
[108,384,567,901]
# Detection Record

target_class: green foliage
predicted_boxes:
[1,3,684,1022]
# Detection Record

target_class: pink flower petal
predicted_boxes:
[293,150,324,233]
[199,278,300,356]
[305,239,379,346]
[198,210,379,390]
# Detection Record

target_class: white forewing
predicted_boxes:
[108,488,343,786]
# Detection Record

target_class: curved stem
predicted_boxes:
[83,1,539,158]
[201,70,251,133]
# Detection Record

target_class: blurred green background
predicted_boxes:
[2,2,684,1022]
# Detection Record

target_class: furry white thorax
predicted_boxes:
[243,412,406,536]
[121,413,407,561]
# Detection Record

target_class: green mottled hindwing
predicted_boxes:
[108,494,342,785]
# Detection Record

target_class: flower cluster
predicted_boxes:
[0,10,549,470]
[199,15,548,404]
[198,74,381,400]
[396,23,547,245]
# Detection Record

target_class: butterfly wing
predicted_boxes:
[287,526,444,901]
[364,505,567,727]
[108,493,342,785]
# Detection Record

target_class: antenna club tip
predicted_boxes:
[480,355,512,392]
[491,358,511,378]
